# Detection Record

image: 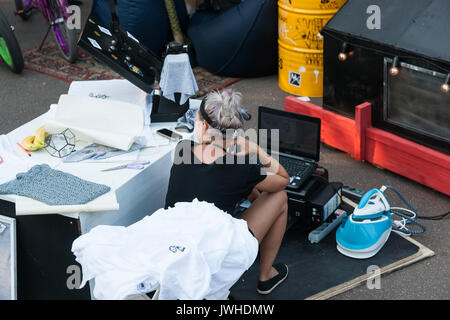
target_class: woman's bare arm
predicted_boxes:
[254,145,290,192]
[235,137,290,193]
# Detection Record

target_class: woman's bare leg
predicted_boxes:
[240,190,288,281]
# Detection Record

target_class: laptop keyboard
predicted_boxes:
[279,157,316,180]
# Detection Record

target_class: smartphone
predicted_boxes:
[156,128,183,141]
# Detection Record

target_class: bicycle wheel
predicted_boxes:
[14,0,32,20]
[0,8,24,73]
[48,0,77,63]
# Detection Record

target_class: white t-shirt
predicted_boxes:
[72,199,258,300]
[0,135,37,184]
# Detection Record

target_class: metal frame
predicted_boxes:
[383,57,449,142]
[0,215,17,300]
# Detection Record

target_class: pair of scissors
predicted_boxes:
[101,161,151,172]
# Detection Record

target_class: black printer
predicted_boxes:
[286,169,343,231]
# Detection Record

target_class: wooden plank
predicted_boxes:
[366,127,450,168]
[322,113,355,155]
[365,129,450,196]
[354,102,372,161]
[285,96,323,119]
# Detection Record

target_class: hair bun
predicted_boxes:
[204,89,244,131]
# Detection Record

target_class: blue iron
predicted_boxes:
[336,186,392,259]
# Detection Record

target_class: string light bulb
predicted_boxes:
[390,56,400,76]
[338,42,348,61]
[441,74,449,93]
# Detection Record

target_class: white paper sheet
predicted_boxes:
[14,190,119,216]
[68,79,152,125]
[45,95,144,151]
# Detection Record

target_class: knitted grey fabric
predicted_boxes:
[0,164,111,206]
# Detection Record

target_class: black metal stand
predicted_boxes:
[0,200,91,300]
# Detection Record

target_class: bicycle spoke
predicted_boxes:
[48,0,70,56]
[53,25,70,55]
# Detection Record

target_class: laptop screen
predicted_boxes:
[258,107,321,161]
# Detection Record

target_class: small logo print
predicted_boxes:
[89,92,109,99]
[289,71,301,87]
[137,282,147,293]
[169,245,186,253]
[125,60,144,76]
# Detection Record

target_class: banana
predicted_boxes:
[21,126,49,151]
[34,125,47,145]
[22,136,39,151]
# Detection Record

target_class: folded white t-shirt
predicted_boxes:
[0,135,37,184]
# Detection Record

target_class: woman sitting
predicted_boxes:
[165,89,290,295]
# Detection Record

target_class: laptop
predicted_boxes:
[258,106,321,190]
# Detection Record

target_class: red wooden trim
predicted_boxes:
[365,131,450,196]
[365,128,448,166]
[285,96,323,118]
[321,110,355,155]
[354,102,372,161]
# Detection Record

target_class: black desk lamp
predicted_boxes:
[78,0,190,122]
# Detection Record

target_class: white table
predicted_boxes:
[0,109,192,299]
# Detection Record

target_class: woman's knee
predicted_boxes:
[271,190,288,214]
[276,189,287,205]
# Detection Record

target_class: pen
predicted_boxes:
[17,142,31,157]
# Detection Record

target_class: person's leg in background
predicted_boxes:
[241,190,288,286]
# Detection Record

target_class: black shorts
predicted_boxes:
[248,226,256,239]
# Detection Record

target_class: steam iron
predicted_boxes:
[336,186,392,259]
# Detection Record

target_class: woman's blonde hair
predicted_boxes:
[201,89,245,133]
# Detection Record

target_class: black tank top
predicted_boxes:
[165,140,266,214]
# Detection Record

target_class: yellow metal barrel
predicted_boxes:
[278,0,346,97]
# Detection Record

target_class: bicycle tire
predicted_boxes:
[0,8,24,73]
[48,0,78,63]
[14,0,32,21]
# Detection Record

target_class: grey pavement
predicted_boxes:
[0,0,91,132]
[0,0,449,300]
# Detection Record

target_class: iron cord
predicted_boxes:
[382,185,426,236]
[417,211,449,221]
